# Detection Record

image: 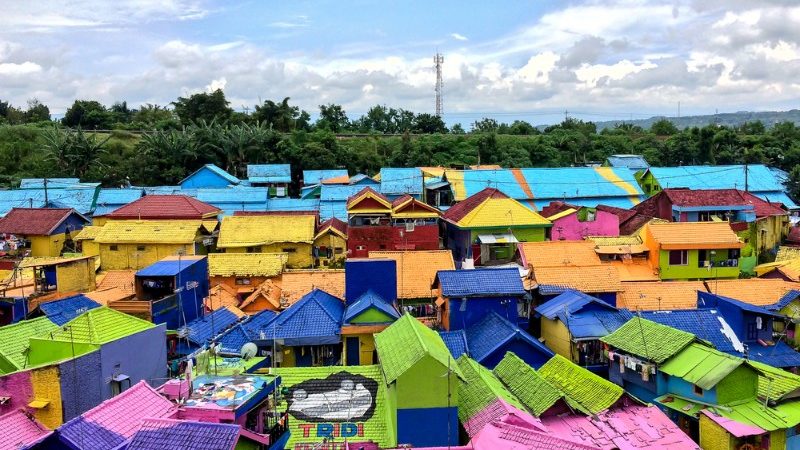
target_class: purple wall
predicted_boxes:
[98,324,167,400]
[549,210,619,241]
[60,350,104,421]
[0,371,33,416]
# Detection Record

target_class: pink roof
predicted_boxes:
[470,421,600,450]
[75,381,176,438]
[0,409,52,449]
[541,404,699,449]
[464,398,546,438]
[700,410,766,438]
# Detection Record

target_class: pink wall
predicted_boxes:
[549,210,619,241]
[0,371,33,415]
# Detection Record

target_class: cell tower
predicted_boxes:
[434,53,444,116]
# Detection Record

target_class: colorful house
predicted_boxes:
[768,290,800,345]
[207,253,286,295]
[534,290,633,373]
[179,163,240,189]
[442,188,550,268]
[541,201,620,240]
[374,314,463,448]
[379,167,424,200]
[19,255,97,294]
[278,269,346,305]
[0,316,59,375]
[342,290,400,366]
[217,214,315,268]
[313,217,347,267]
[93,220,210,270]
[461,311,553,369]
[97,194,221,223]
[73,225,101,256]
[246,164,291,196]
[346,188,440,258]
[433,268,527,331]
[0,207,89,257]
[0,408,53,449]
[215,309,277,355]
[643,221,744,280]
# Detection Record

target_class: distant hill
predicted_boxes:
[591,109,800,131]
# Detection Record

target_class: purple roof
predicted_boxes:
[126,418,240,450]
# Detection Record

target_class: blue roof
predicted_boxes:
[758,192,798,209]
[606,155,650,170]
[184,307,242,346]
[643,309,740,354]
[265,198,320,212]
[380,168,423,195]
[319,201,348,221]
[142,186,186,195]
[770,290,800,311]
[465,311,554,364]
[194,186,268,204]
[126,419,241,450]
[698,291,786,318]
[216,309,277,353]
[535,290,631,339]
[136,256,207,277]
[350,174,378,185]
[535,289,616,320]
[343,290,399,323]
[247,164,291,184]
[320,184,367,202]
[19,178,82,189]
[179,164,240,187]
[94,188,144,216]
[263,289,344,346]
[303,169,349,185]
[748,341,800,368]
[439,329,469,359]
[435,268,525,298]
[39,294,100,326]
[58,417,127,449]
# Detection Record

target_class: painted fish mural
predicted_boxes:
[287,371,378,422]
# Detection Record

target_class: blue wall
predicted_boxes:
[482,339,551,370]
[59,350,104,421]
[445,225,471,269]
[180,168,234,189]
[98,324,167,400]
[53,214,87,235]
[608,359,663,403]
[397,407,459,447]
[448,296,519,331]
[174,258,209,327]
[345,259,397,304]
[665,375,718,404]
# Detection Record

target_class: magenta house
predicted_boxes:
[542,202,620,241]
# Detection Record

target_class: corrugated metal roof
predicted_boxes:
[194,186,268,204]
[648,164,785,192]
[179,164,240,186]
[136,255,206,277]
[246,164,291,183]
[379,167,423,195]
[660,343,743,390]
[605,155,650,170]
[303,169,348,186]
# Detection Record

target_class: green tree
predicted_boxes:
[253,97,303,132]
[650,119,679,136]
[172,89,233,125]
[42,127,109,178]
[131,104,180,130]
[62,100,113,129]
[413,114,447,134]
[471,118,499,133]
[24,99,50,123]
[317,104,350,132]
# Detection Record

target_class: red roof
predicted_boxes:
[346,187,390,209]
[788,227,800,244]
[597,204,637,223]
[540,201,579,218]
[318,217,348,236]
[442,188,508,223]
[391,194,414,208]
[597,204,653,235]
[105,195,220,220]
[662,188,786,218]
[0,208,83,235]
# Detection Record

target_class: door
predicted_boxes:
[471,244,481,265]
[346,337,360,366]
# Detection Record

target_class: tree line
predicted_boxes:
[2,91,800,199]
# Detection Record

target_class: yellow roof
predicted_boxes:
[608,259,660,282]
[96,270,136,295]
[777,246,800,262]
[519,241,601,268]
[208,253,287,277]
[458,197,550,228]
[545,208,578,221]
[617,281,706,311]
[587,235,643,246]
[369,250,455,299]
[205,284,240,311]
[201,220,218,233]
[707,279,800,305]
[18,255,95,268]
[420,167,446,179]
[278,269,345,303]
[95,220,201,244]
[217,215,315,248]
[74,226,102,241]
[646,222,743,250]
[532,265,623,292]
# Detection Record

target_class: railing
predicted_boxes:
[266,412,289,446]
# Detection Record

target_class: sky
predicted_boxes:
[2,0,800,125]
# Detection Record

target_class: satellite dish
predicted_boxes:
[240,343,258,360]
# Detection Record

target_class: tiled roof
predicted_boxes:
[262,289,344,346]
[215,309,277,353]
[667,188,787,218]
[84,287,133,305]
[205,284,240,311]
[439,329,469,359]
[278,270,345,303]
[96,270,137,295]
[536,290,632,339]
[539,200,579,218]
[770,289,800,311]
[601,316,695,363]
[39,294,101,326]
[750,360,800,402]
[435,268,525,297]
[0,207,83,235]
[747,340,800,369]
[538,354,624,415]
[106,195,220,219]
[536,289,614,319]
[533,265,623,293]
[42,306,155,345]
[617,281,707,311]
[239,279,281,310]
[777,246,800,261]
[607,259,659,282]
[706,279,800,306]
[217,215,315,247]
[0,317,58,373]
[587,235,643,246]
[443,188,550,228]
[456,356,527,434]
[343,290,399,323]
[94,220,202,244]
[74,225,102,240]
[303,169,349,186]
[369,250,455,299]
[379,167,423,195]
[0,409,52,449]
[207,253,286,277]
[465,311,553,365]
[646,222,743,249]
[58,381,176,449]
[643,309,740,354]
[518,241,601,268]
[374,314,463,383]
[315,217,347,239]
[247,164,291,183]
[126,418,240,450]
[493,352,564,416]
[183,306,244,346]
[660,343,744,390]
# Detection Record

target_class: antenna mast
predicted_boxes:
[434,53,444,116]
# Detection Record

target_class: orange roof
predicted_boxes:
[646,222,743,250]
[321,174,351,184]
[204,284,240,311]
[97,270,136,296]
[532,265,622,292]
[277,270,345,304]
[705,279,800,306]
[608,259,660,282]
[518,241,601,268]
[85,287,135,305]
[241,280,282,310]
[617,281,707,311]
[369,250,455,299]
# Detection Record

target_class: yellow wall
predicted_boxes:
[30,234,66,257]
[225,243,313,269]
[313,233,347,268]
[540,318,574,361]
[92,217,109,226]
[757,216,789,253]
[699,414,734,450]
[55,259,97,293]
[343,334,377,366]
[30,366,63,429]
[770,430,786,449]
[99,243,194,270]
[79,239,100,257]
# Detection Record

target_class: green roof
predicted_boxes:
[41,307,155,344]
[750,360,800,403]
[659,393,800,432]
[374,314,462,383]
[539,354,624,415]
[493,352,564,416]
[0,317,58,373]
[456,356,525,422]
[660,343,744,391]
[601,316,694,363]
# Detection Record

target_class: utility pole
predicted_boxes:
[43,178,48,206]
[744,163,749,192]
[434,53,444,117]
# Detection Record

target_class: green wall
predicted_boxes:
[26,339,99,367]
[658,249,740,280]
[717,365,758,405]
[396,355,459,409]
[469,227,546,243]
[350,309,395,324]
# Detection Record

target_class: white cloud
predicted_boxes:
[206,77,227,92]
[0,61,42,76]
[451,33,468,41]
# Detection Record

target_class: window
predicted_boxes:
[668,250,688,266]
[698,211,712,222]
[136,245,146,251]
[334,248,343,254]
[729,248,741,259]
[356,245,366,251]
[235,278,251,286]
[110,245,118,251]
[693,384,703,396]
[379,244,386,249]
[756,316,763,330]
[246,246,260,253]
[281,248,297,253]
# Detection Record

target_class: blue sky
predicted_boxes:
[2,1,800,126]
